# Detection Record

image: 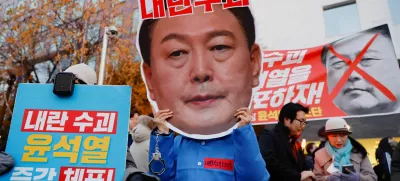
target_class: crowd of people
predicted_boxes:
[130,102,400,181]
[120,101,400,181]
[0,63,398,181]
[0,2,399,180]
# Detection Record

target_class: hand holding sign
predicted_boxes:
[234,107,253,129]
[154,110,173,134]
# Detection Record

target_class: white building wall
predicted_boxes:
[251,0,400,59]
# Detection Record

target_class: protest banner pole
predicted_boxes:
[98,27,109,85]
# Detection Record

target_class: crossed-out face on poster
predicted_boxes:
[252,24,400,124]
[137,0,260,139]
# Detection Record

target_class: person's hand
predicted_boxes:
[327,172,341,181]
[300,171,316,181]
[234,107,253,128]
[154,109,173,133]
[341,169,360,181]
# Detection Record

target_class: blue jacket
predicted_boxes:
[148,124,270,181]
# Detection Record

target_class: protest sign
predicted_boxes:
[136,0,255,139]
[252,24,400,124]
[135,0,399,139]
[1,84,131,181]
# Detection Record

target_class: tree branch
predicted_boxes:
[46,60,59,83]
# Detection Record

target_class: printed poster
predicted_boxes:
[252,24,400,124]
[1,84,131,181]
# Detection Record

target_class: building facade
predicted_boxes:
[252,0,400,58]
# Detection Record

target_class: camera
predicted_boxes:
[107,26,118,37]
[53,72,76,97]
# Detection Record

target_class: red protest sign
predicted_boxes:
[167,0,193,17]
[252,25,400,124]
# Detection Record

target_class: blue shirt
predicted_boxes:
[148,124,270,181]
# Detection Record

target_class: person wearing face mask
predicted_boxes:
[314,118,377,181]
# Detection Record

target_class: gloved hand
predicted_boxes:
[327,172,341,181]
[341,171,360,181]
[0,152,14,176]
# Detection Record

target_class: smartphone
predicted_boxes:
[342,164,355,174]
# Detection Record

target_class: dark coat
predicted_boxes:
[392,143,400,181]
[305,155,314,171]
[375,137,394,181]
[258,123,307,181]
[128,132,134,148]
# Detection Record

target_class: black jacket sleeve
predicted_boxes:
[258,130,301,181]
[392,143,400,181]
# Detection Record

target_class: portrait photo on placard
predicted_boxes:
[136,0,259,139]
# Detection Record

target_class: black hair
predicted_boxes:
[320,24,392,67]
[375,148,383,162]
[138,1,256,66]
[349,136,368,159]
[278,102,309,123]
[130,108,141,118]
[318,126,325,138]
[306,142,316,155]
[378,137,394,156]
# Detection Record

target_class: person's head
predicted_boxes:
[378,137,396,156]
[136,115,156,130]
[129,109,141,131]
[325,118,368,158]
[139,2,260,135]
[318,126,326,142]
[278,102,309,137]
[306,143,317,155]
[63,63,97,85]
[324,117,352,149]
[321,26,400,115]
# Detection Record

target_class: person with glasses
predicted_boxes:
[258,102,315,181]
[314,118,377,181]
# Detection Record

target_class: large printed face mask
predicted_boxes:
[136,1,261,139]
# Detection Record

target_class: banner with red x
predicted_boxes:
[328,33,397,102]
[251,24,400,125]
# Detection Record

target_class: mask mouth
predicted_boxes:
[343,86,372,95]
[186,95,225,103]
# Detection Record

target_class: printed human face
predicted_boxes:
[327,133,349,149]
[143,5,261,134]
[326,32,400,115]
[285,111,307,137]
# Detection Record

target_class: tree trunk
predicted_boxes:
[0,74,16,127]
